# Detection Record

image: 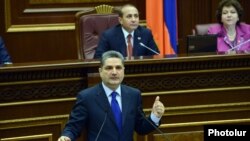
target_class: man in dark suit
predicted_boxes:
[0,36,12,65]
[58,51,165,141]
[94,4,159,59]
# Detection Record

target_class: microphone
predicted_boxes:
[137,107,171,141]
[139,42,160,55]
[95,110,108,141]
[229,38,250,51]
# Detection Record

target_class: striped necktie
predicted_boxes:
[127,34,133,58]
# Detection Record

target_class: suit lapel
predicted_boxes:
[121,85,132,126]
[133,29,142,56]
[94,84,108,108]
[94,84,118,129]
[116,25,128,55]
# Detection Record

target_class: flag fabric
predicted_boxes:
[146,0,178,56]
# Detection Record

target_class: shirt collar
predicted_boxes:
[102,82,121,97]
[121,27,134,38]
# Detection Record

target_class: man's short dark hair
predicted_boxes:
[100,51,124,67]
[118,4,137,17]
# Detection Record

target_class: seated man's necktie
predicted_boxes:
[127,34,133,58]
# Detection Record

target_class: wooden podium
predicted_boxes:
[1,54,250,141]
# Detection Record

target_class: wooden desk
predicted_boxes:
[1,54,250,141]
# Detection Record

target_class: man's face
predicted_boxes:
[99,58,125,90]
[119,6,139,33]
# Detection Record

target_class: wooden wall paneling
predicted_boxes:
[177,0,214,54]
[0,0,5,33]
[153,131,203,141]
[177,0,250,54]
[3,0,81,63]
[0,115,66,141]
[2,0,136,63]
[210,0,250,23]
[5,31,78,63]
[211,0,220,23]
[1,55,250,141]
[0,99,75,120]
[2,0,250,62]
[6,0,133,26]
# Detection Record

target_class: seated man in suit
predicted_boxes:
[94,4,159,59]
[0,36,12,65]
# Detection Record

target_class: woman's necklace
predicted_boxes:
[227,31,236,36]
[227,31,236,41]
[225,26,236,41]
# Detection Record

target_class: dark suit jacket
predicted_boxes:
[0,36,11,64]
[61,83,157,141]
[94,24,159,58]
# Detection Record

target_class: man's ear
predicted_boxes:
[118,17,122,24]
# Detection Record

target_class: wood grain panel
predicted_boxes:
[4,31,78,62]
[5,0,131,27]
[1,0,250,63]
[29,0,127,4]
[154,131,203,141]
[1,0,138,63]
[1,134,52,141]
[0,55,250,141]
[0,115,67,141]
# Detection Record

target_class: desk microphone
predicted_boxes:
[137,107,171,141]
[95,110,108,141]
[139,42,160,55]
[229,38,250,51]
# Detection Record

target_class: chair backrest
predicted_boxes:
[195,23,217,35]
[75,4,120,59]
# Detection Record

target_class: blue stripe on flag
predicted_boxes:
[163,0,178,54]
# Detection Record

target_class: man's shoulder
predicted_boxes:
[134,26,153,38]
[136,25,151,33]
[78,83,102,96]
[121,84,140,93]
[104,24,121,34]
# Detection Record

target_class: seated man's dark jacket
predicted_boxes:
[94,24,159,58]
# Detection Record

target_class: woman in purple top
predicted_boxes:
[208,0,250,54]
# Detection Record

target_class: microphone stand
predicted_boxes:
[95,111,108,141]
[139,43,160,55]
[228,39,250,51]
[138,107,171,141]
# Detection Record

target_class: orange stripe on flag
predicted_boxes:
[146,0,175,56]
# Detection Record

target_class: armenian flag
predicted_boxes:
[146,0,178,56]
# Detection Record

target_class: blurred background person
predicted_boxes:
[0,36,12,65]
[94,4,159,59]
[208,0,250,54]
